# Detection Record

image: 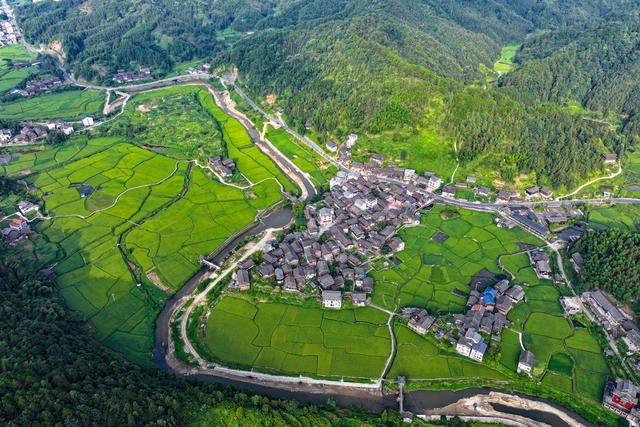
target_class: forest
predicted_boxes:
[0,244,400,425]
[571,228,640,304]
[501,13,640,142]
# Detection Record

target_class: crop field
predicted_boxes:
[0,89,104,121]
[548,353,573,376]
[1,105,286,364]
[265,126,337,186]
[588,204,640,232]
[542,372,573,393]
[197,89,298,194]
[493,44,520,74]
[370,205,542,313]
[204,297,391,379]
[0,44,37,61]
[388,323,508,380]
[0,65,37,93]
[500,329,522,371]
[114,86,225,160]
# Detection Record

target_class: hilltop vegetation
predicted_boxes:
[571,228,640,304]
[501,15,640,141]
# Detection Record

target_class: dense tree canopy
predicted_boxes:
[571,228,640,303]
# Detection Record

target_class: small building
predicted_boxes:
[18,200,38,215]
[235,269,251,291]
[322,290,342,309]
[589,290,627,326]
[305,120,313,130]
[475,186,491,197]
[540,187,553,198]
[0,129,12,142]
[9,218,27,231]
[466,176,477,183]
[387,237,405,252]
[352,292,366,307]
[470,340,488,362]
[45,121,56,130]
[517,350,534,374]
[408,312,436,335]
[441,185,457,198]
[318,207,334,224]
[325,140,338,152]
[602,153,618,165]
[603,378,640,420]
[623,329,640,355]
[525,186,539,199]
[427,175,442,190]
[81,115,94,126]
[283,275,297,292]
[571,252,584,273]
[560,296,582,315]
[345,133,358,148]
[371,153,385,165]
[61,124,74,135]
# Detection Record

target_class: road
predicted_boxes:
[557,165,622,200]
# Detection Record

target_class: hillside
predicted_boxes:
[500,16,640,140]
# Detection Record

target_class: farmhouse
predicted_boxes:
[570,252,584,273]
[603,378,640,422]
[82,115,94,126]
[602,153,618,165]
[622,329,640,355]
[404,308,435,335]
[0,129,12,142]
[371,153,385,165]
[427,175,442,190]
[475,186,491,197]
[9,218,27,231]
[560,296,582,315]
[517,350,534,374]
[18,200,38,215]
[525,186,539,199]
[456,328,487,361]
[305,120,313,130]
[322,290,342,308]
[235,269,251,291]
[530,251,552,279]
[325,140,338,152]
[586,290,627,327]
[441,185,457,198]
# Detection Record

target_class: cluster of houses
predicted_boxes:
[402,307,436,335]
[453,280,525,361]
[21,77,63,95]
[500,206,583,236]
[45,120,75,135]
[0,126,47,145]
[228,170,431,308]
[184,62,211,75]
[208,156,236,179]
[0,15,18,45]
[1,217,30,245]
[113,66,152,84]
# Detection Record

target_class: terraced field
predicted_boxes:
[0,86,290,364]
[0,88,105,121]
[204,297,391,379]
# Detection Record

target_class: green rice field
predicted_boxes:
[204,297,391,379]
[370,205,542,313]
[0,89,288,364]
[0,89,105,121]
[0,44,37,61]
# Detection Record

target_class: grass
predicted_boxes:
[204,296,391,379]
[576,369,608,402]
[0,44,37,61]
[0,89,104,121]
[524,313,571,339]
[0,66,37,93]
[265,125,337,187]
[548,353,573,376]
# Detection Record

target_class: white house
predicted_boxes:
[62,125,74,135]
[82,115,94,126]
[517,350,534,374]
[345,133,358,148]
[0,129,12,142]
[322,290,342,308]
[18,201,38,215]
[427,175,442,190]
[318,207,334,224]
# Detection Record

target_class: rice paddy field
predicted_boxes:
[0,88,105,121]
[369,205,542,313]
[265,126,337,187]
[0,89,288,364]
[203,296,391,379]
[388,323,508,381]
[0,44,37,61]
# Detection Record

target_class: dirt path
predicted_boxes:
[557,164,622,200]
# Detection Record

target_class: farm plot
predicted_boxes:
[370,205,542,313]
[0,89,104,121]
[2,132,285,364]
[389,322,508,381]
[0,44,37,61]
[113,86,225,160]
[265,126,337,186]
[126,167,282,289]
[204,297,391,379]
[198,89,297,194]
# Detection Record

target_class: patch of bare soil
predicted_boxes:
[265,94,277,106]
[136,104,151,112]
[148,271,172,293]
[492,179,505,188]
[91,63,108,76]
[79,1,92,13]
